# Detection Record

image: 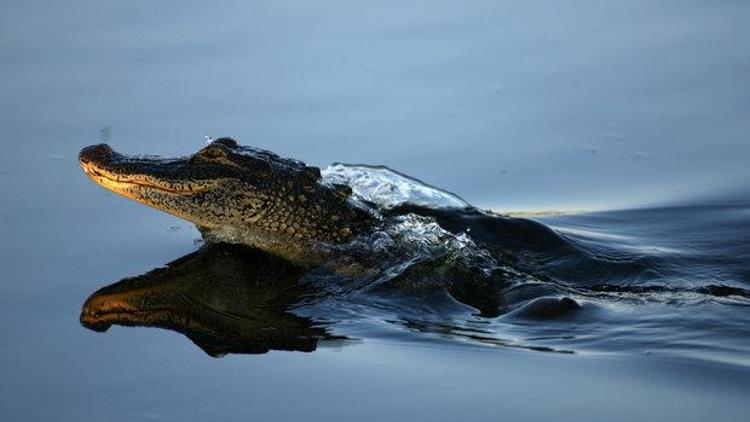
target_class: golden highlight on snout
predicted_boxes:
[80,160,204,196]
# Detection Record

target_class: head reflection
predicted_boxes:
[80,243,337,357]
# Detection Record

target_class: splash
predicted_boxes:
[322,163,471,211]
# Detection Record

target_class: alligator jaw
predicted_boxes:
[78,144,206,197]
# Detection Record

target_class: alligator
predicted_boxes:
[79,138,375,266]
[78,138,534,317]
[77,139,596,353]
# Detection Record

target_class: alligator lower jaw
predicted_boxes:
[81,163,201,195]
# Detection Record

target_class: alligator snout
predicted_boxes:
[79,143,115,166]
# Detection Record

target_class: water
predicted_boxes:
[76,165,750,364]
[2,1,749,421]
[4,164,750,422]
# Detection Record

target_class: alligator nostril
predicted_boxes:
[79,143,115,164]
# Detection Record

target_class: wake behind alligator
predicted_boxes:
[78,139,750,360]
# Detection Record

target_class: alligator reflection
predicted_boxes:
[80,243,336,356]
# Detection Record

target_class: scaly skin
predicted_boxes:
[79,138,375,265]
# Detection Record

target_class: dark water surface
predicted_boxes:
[2,1,750,421]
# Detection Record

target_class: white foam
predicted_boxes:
[322,164,470,211]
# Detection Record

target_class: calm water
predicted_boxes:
[2,1,749,421]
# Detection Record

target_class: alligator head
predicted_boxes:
[79,138,374,264]
[80,243,337,356]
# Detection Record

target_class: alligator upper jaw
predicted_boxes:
[78,143,204,195]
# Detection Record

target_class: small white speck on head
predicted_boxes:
[204,134,214,145]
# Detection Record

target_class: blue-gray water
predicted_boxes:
[1,1,749,421]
